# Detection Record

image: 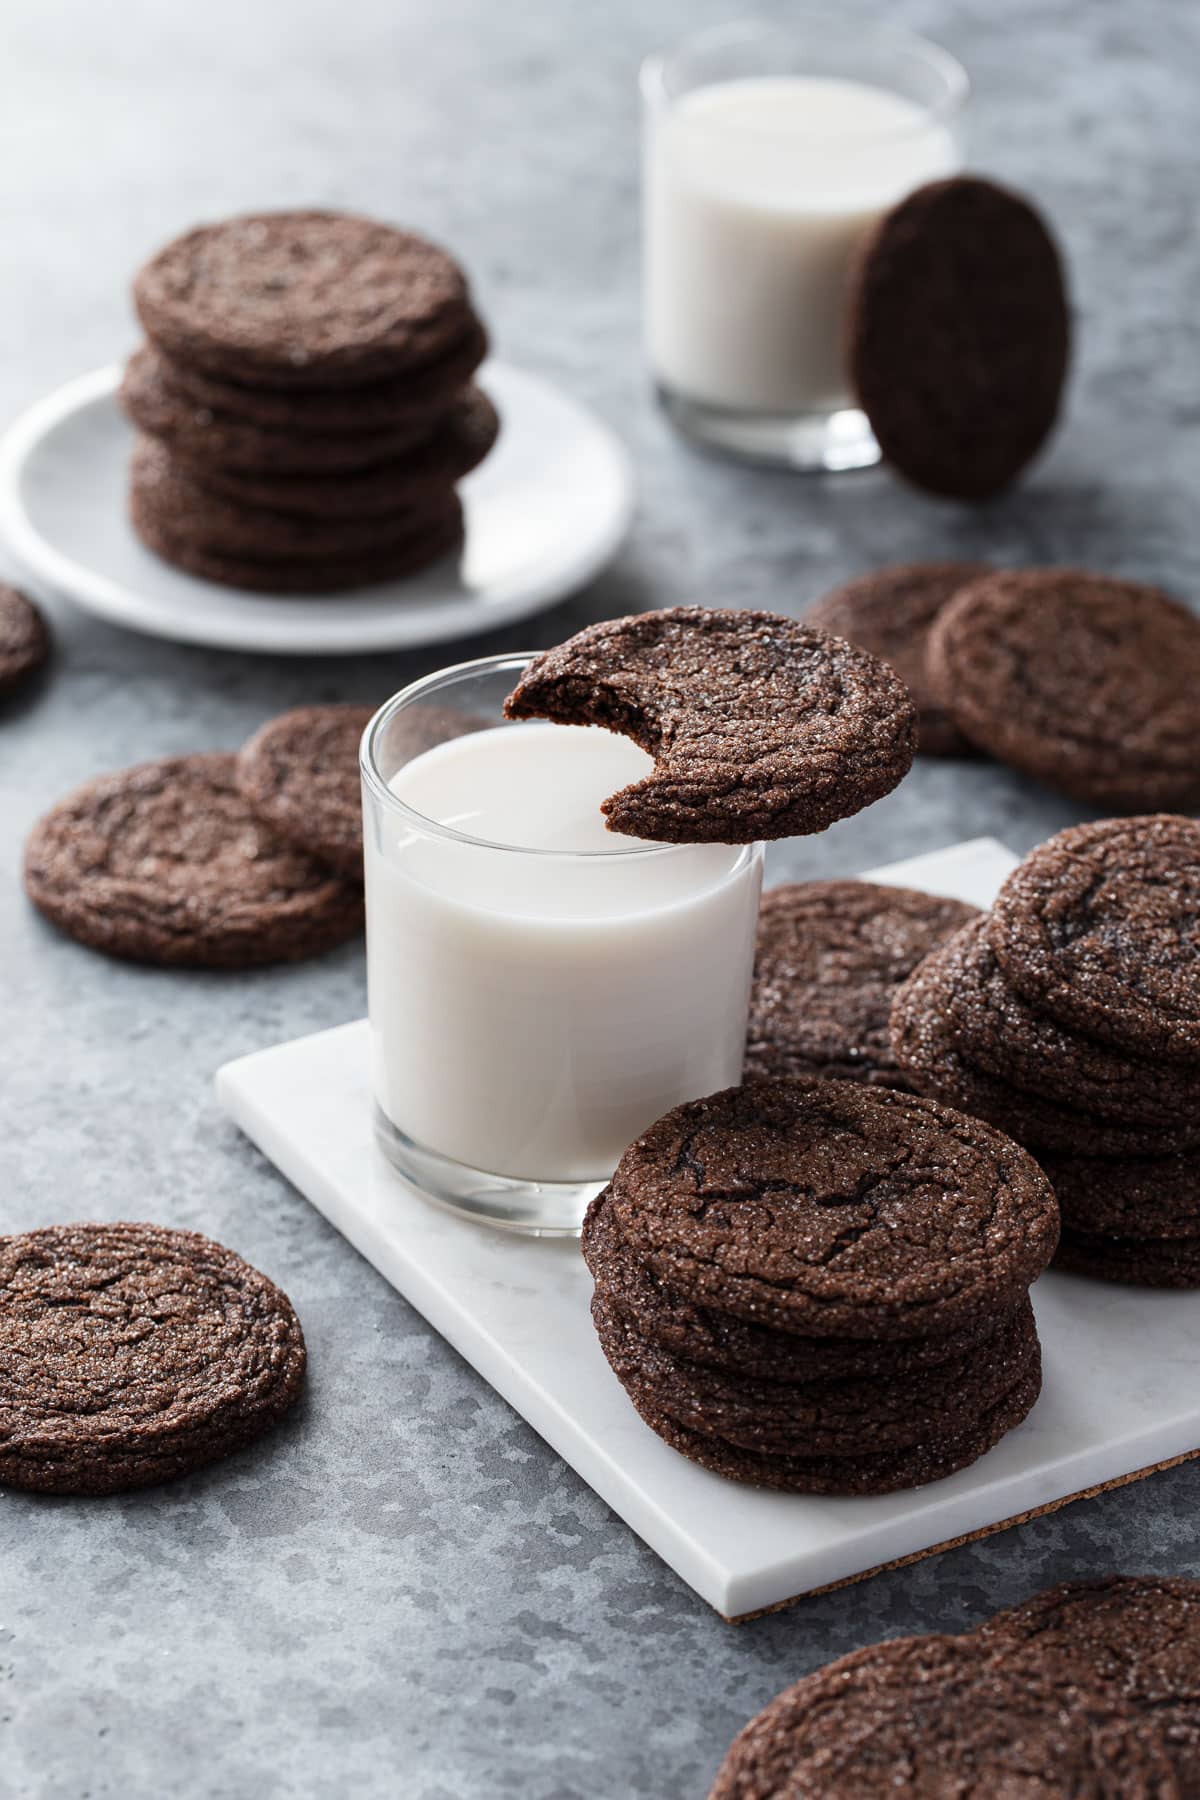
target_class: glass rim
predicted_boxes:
[640,14,969,142]
[361,652,703,862]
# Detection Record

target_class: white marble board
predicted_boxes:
[215,839,1200,1619]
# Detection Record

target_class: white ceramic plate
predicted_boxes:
[0,362,635,655]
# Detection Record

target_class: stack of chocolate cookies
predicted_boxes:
[583,1080,1058,1496]
[120,210,498,593]
[892,815,1200,1287]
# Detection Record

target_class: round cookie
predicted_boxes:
[979,1576,1200,1791]
[906,917,1198,1131]
[0,1222,306,1495]
[806,562,990,756]
[0,583,51,696]
[601,1080,1059,1340]
[847,176,1070,499]
[1037,1150,1200,1240]
[625,1356,1041,1497]
[134,210,473,388]
[708,1632,1178,1796]
[131,490,462,594]
[1054,1228,1200,1289]
[120,346,441,474]
[592,1287,1038,1458]
[989,815,1200,1063]
[583,1190,1019,1384]
[186,386,499,519]
[147,314,488,433]
[504,608,918,844]
[744,880,980,1087]
[24,753,364,968]
[927,570,1200,808]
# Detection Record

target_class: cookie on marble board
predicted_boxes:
[847,176,1070,499]
[743,880,980,1088]
[24,752,364,967]
[0,1222,306,1495]
[134,210,476,389]
[504,607,917,844]
[927,570,1200,808]
[1036,1150,1200,1241]
[0,583,51,696]
[599,1079,1059,1339]
[806,562,990,756]
[1054,1226,1200,1289]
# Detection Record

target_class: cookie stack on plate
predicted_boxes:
[120,210,498,594]
[892,815,1200,1287]
[583,1080,1058,1495]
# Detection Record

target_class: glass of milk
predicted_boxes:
[642,16,967,469]
[361,656,764,1236]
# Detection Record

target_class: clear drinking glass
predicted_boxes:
[361,655,765,1237]
[642,15,968,469]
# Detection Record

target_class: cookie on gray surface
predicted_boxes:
[504,607,917,844]
[744,880,980,1088]
[1054,1227,1200,1289]
[24,753,364,967]
[0,583,51,696]
[1037,1150,1200,1241]
[806,562,989,756]
[0,1222,306,1495]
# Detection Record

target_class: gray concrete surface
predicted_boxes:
[1,0,1198,1794]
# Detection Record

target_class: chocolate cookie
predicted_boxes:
[0,1222,306,1495]
[806,563,990,756]
[184,386,499,519]
[1037,1150,1200,1241]
[504,608,917,844]
[592,1287,1037,1458]
[989,816,1200,1063]
[599,1080,1059,1340]
[1055,1227,1200,1289]
[847,176,1070,500]
[926,570,1200,808]
[24,753,364,967]
[708,1633,1178,1797]
[890,960,1196,1157]
[0,583,51,696]
[979,1576,1200,1792]
[131,490,463,594]
[583,1190,1015,1385]
[744,880,980,1087]
[147,314,488,433]
[134,210,473,388]
[121,345,441,474]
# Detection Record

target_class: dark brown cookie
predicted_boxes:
[134,210,473,388]
[598,1080,1059,1340]
[1037,1150,1200,1241]
[24,753,364,968]
[131,490,462,594]
[0,1222,306,1495]
[806,563,990,756]
[592,1286,1037,1458]
[978,1576,1200,1793]
[744,880,980,1088]
[847,176,1070,500]
[120,346,441,475]
[148,314,488,432]
[1054,1227,1200,1289]
[708,1632,1178,1797]
[644,1353,1041,1496]
[905,917,1198,1131]
[990,816,1200,1064]
[504,608,917,844]
[0,583,51,695]
[927,570,1200,808]
[182,386,499,519]
[583,1189,1015,1385]
[890,958,1197,1157]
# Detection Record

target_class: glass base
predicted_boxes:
[656,384,880,472]
[374,1105,603,1237]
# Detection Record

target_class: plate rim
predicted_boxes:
[0,361,636,656]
